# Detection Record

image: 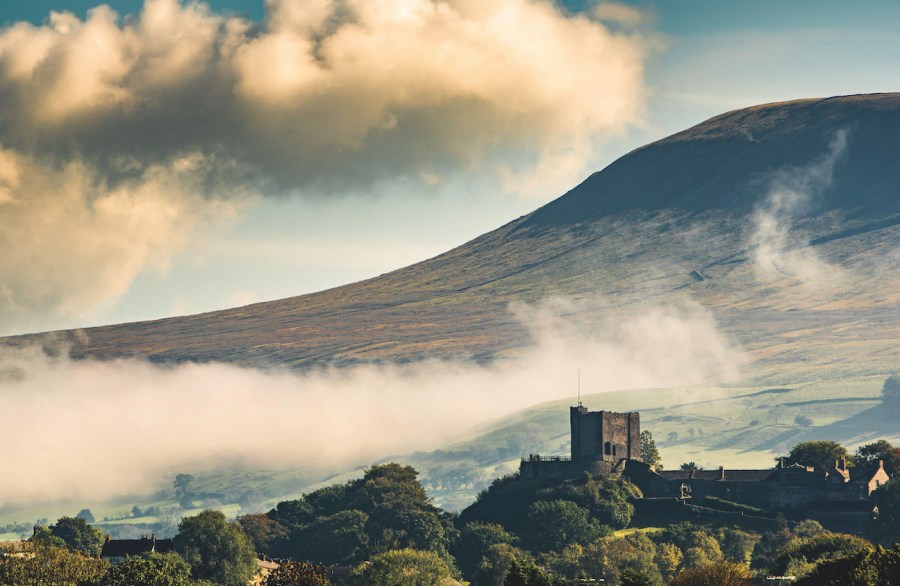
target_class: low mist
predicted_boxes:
[750,129,848,287]
[0,298,743,508]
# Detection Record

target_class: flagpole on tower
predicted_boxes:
[577,368,582,406]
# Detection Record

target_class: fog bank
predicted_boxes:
[0,298,742,507]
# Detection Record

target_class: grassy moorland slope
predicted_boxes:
[4,93,898,386]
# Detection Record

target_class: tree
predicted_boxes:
[77,508,96,524]
[0,542,108,585]
[527,500,604,553]
[348,548,457,586]
[680,462,701,473]
[769,533,874,579]
[238,513,289,556]
[97,552,195,586]
[640,430,662,470]
[575,533,664,586]
[503,559,566,586]
[668,561,753,586]
[453,522,518,578]
[262,561,330,586]
[716,527,760,563]
[783,441,851,472]
[872,478,900,545]
[30,526,66,548]
[472,543,530,586]
[174,509,257,586]
[795,545,900,586]
[174,474,195,508]
[882,375,900,411]
[47,516,105,556]
[289,510,369,564]
[855,440,900,476]
[795,414,814,427]
[272,463,455,566]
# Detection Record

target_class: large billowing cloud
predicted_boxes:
[0,0,655,332]
[0,0,652,189]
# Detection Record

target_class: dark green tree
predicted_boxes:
[273,463,455,566]
[716,527,760,563]
[238,513,289,556]
[30,526,66,548]
[452,522,519,579]
[535,473,637,529]
[680,462,701,473]
[503,559,566,586]
[174,509,257,586]
[48,516,105,556]
[527,500,603,553]
[471,543,530,586]
[96,552,195,586]
[872,478,900,545]
[262,561,330,586]
[289,510,369,564]
[796,544,900,586]
[783,440,851,472]
[855,440,900,476]
[640,430,662,470]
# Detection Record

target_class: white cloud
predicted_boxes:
[0,0,655,191]
[0,149,244,334]
[0,0,658,331]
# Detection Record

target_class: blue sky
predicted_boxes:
[0,0,898,334]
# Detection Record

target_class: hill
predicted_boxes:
[4,93,898,386]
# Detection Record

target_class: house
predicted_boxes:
[100,534,175,564]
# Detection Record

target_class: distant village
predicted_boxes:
[520,404,891,534]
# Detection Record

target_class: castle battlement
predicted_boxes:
[519,405,641,480]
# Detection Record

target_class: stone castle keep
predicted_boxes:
[519,405,641,479]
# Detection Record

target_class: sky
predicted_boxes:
[1,0,899,336]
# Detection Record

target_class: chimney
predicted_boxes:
[719,466,725,480]
[105,535,111,543]
[779,457,785,469]
[838,458,846,471]
[151,533,156,542]
[878,459,884,469]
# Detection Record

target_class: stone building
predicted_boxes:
[519,405,641,479]
[100,534,174,564]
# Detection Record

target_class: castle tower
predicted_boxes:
[570,406,640,462]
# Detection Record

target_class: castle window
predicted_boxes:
[612,445,617,456]
[604,442,611,455]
